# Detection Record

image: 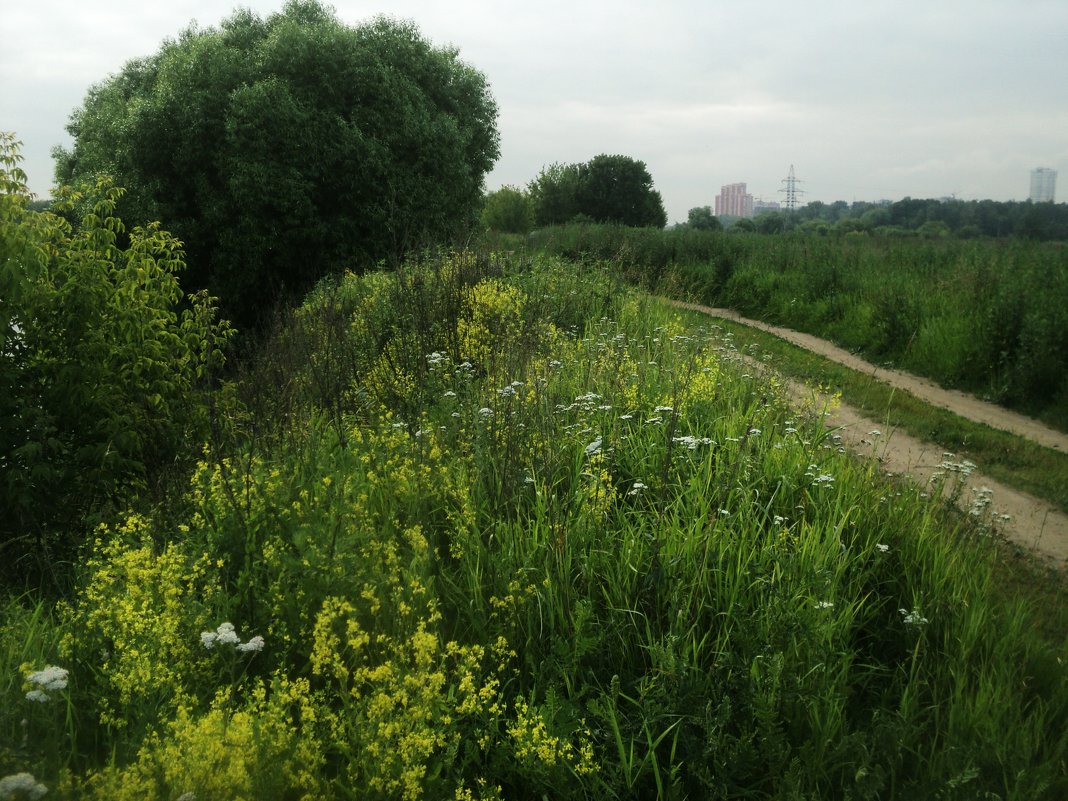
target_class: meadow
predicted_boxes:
[4,251,1067,800]
[528,224,1068,431]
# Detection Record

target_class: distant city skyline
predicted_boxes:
[713,165,1063,218]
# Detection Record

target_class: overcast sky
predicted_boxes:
[3,0,1066,223]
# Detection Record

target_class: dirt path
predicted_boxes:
[672,300,1068,566]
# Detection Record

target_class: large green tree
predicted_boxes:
[528,162,582,226]
[528,155,666,228]
[54,1,499,326]
[575,154,667,228]
[686,205,721,231]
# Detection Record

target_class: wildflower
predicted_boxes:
[444,390,457,397]
[654,405,674,413]
[478,407,493,418]
[748,428,761,436]
[773,515,787,525]
[25,690,50,703]
[899,608,929,626]
[426,351,445,366]
[584,438,603,457]
[815,601,834,610]
[619,414,634,421]
[719,509,730,517]
[0,773,48,800]
[876,543,890,553]
[214,622,240,646]
[201,622,262,652]
[628,481,647,496]
[26,665,68,692]
[672,435,713,450]
[236,636,265,654]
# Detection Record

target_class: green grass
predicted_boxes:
[526,224,1068,431]
[670,308,1068,516]
[3,253,1068,799]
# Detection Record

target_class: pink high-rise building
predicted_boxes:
[715,183,754,218]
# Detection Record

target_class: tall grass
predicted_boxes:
[530,224,1068,430]
[2,252,1066,799]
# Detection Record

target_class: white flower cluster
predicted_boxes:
[899,607,929,626]
[497,381,523,398]
[556,392,603,414]
[672,435,714,451]
[200,622,265,653]
[938,453,977,477]
[804,465,836,488]
[24,665,68,703]
[0,772,48,800]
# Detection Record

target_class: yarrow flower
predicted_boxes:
[200,622,263,653]
[0,772,48,800]
[236,636,265,654]
[26,665,68,692]
[23,665,68,702]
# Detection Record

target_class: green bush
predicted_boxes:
[0,135,233,588]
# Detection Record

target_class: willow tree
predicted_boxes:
[55,1,499,325]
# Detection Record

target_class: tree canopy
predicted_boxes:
[482,185,534,234]
[528,155,666,228]
[53,1,499,326]
[686,206,721,231]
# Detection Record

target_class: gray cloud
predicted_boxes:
[2,0,1065,222]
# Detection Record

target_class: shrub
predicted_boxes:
[0,135,233,588]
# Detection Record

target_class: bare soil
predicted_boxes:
[673,301,1068,567]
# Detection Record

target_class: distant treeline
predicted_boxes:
[703,197,1068,241]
